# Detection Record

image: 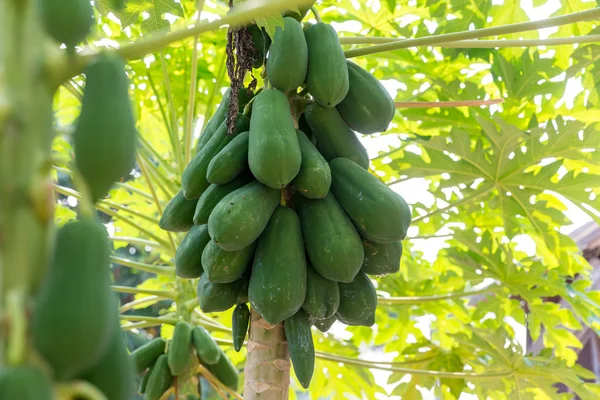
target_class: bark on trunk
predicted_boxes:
[243,308,290,399]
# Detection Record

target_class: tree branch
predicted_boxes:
[111,255,175,276]
[340,34,600,48]
[111,285,177,299]
[378,284,500,305]
[344,8,600,58]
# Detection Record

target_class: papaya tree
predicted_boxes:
[1,0,600,399]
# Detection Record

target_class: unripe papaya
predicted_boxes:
[296,193,364,283]
[74,54,138,202]
[266,17,308,92]
[304,103,369,169]
[232,303,250,352]
[183,115,250,199]
[336,272,377,326]
[159,190,198,232]
[40,0,93,51]
[176,224,211,278]
[192,326,221,365]
[32,218,114,379]
[204,350,239,391]
[313,315,336,333]
[193,174,252,225]
[168,321,193,376]
[0,366,53,400]
[197,274,244,313]
[249,206,307,325]
[248,89,302,189]
[361,238,402,276]
[293,129,331,199]
[144,355,173,400]
[248,25,271,69]
[285,310,314,389]
[208,181,280,251]
[206,131,249,185]
[202,240,256,283]
[329,157,411,242]
[79,323,136,400]
[303,264,340,319]
[131,337,166,374]
[337,61,395,134]
[305,23,349,107]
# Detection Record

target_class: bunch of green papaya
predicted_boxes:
[159,10,409,390]
[132,322,239,399]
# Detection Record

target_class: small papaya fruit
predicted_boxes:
[361,238,402,276]
[159,190,198,232]
[168,321,193,376]
[202,240,256,283]
[232,303,250,352]
[293,129,331,199]
[41,0,93,51]
[285,310,314,389]
[197,274,244,313]
[144,355,173,400]
[206,131,249,185]
[248,89,302,189]
[336,272,377,326]
[32,218,114,379]
[0,366,53,400]
[305,23,349,107]
[313,315,336,333]
[192,326,221,365]
[204,350,239,391]
[193,174,252,225]
[176,224,211,278]
[208,181,280,251]
[74,54,138,202]
[266,17,308,92]
[131,337,167,374]
[303,264,340,319]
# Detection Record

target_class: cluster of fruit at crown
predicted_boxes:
[131,321,239,399]
[0,2,234,399]
[159,12,411,390]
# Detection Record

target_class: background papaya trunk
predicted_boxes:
[243,308,290,400]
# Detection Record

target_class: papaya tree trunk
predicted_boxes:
[243,308,290,399]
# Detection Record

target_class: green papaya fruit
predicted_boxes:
[197,274,243,313]
[175,224,211,278]
[139,367,152,394]
[41,0,93,51]
[337,61,395,134]
[159,191,198,232]
[329,157,410,242]
[293,129,331,199]
[305,23,349,107]
[248,25,271,69]
[232,303,250,352]
[80,324,135,400]
[208,181,280,251]
[202,240,256,283]
[304,103,369,169]
[144,355,173,400]
[205,350,239,391]
[168,321,193,376]
[284,310,314,389]
[249,206,307,325]
[192,326,221,365]
[248,89,302,189]
[266,17,308,92]
[206,131,249,185]
[32,218,114,379]
[303,264,340,319]
[336,272,377,326]
[361,238,402,276]
[195,88,253,153]
[296,193,364,283]
[193,174,252,225]
[131,337,167,374]
[313,315,336,333]
[74,54,138,202]
[0,366,53,400]
[183,114,250,199]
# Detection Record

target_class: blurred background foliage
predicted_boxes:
[50,0,600,398]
